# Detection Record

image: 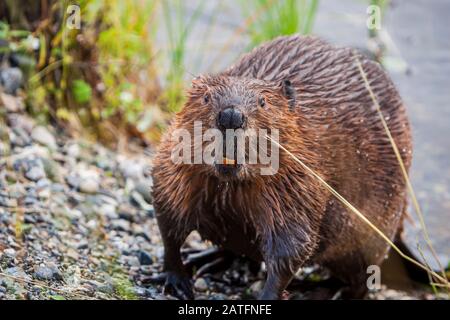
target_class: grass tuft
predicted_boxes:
[242,0,319,47]
[161,0,206,112]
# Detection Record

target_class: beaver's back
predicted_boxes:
[225,35,412,266]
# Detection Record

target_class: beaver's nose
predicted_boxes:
[217,108,245,130]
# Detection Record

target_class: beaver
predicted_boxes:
[152,35,412,299]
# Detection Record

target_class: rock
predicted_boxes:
[117,203,135,222]
[51,183,66,193]
[34,266,54,280]
[134,180,153,204]
[11,126,32,147]
[24,195,38,206]
[6,113,35,134]
[133,286,148,297]
[66,208,83,220]
[0,195,18,207]
[248,280,264,298]
[125,255,140,267]
[37,188,50,199]
[98,203,117,219]
[36,178,51,189]
[41,157,62,182]
[130,190,154,212]
[34,264,62,281]
[64,265,81,287]
[66,143,80,159]
[132,226,152,243]
[0,67,23,94]
[1,93,25,113]
[86,219,98,230]
[25,166,46,182]
[24,214,36,224]
[3,248,16,257]
[70,165,100,194]
[118,157,145,180]
[210,293,227,300]
[31,126,57,151]
[79,178,99,194]
[111,219,131,232]
[13,155,47,181]
[75,202,95,217]
[5,267,31,281]
[94,149,114,170]
[194,277,208,292]
[98,282,115,295]
[138,250,153,265]
[185,231,208,251]
[66,175,80,189]
[66,248,80,261]
[77,240,89,250]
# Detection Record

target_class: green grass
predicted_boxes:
[368,0,390,38]
[241,0,319,47]
[22,0,160,142]
[80,0,158,124]
[161,0,206,112]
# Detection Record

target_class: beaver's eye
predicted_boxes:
[202,93,210,105]
[258,96,266,108]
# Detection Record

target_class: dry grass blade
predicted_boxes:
[355,56,448,287]
[417,244,439,295]
[265,134,449,288]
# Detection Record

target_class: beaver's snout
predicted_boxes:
[217,108,245,130]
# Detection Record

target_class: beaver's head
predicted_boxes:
[172,75,298,181]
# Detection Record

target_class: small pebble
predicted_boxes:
[34,266,55,281]
[138,250,153,265]
[25,166,46,182]
[79,178,99,194]
[31,126,57,150]
[194,278,208,292]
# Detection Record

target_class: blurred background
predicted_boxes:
[0,0,448,300]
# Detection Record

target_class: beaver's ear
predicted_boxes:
[280,79,296,110]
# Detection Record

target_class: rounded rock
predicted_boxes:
[79,178,99,194]
[31,126,57,150]
[194,277,208,292]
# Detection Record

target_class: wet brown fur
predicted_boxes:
[152,35,412,299]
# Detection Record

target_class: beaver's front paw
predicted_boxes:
[164,272,194,300]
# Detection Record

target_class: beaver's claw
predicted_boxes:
[164,272,194,300]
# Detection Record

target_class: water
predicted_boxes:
[383,0,450,269]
